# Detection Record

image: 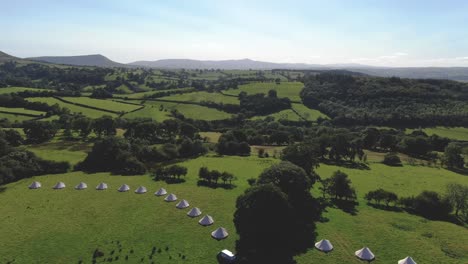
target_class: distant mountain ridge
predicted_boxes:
[27,54,126,68]
[2,50,468,81]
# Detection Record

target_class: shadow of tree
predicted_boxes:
[322,160,370,170]
[197,180,236,190]
[0,186,7,193]
[331,199,359,215]
[368,203,403,212]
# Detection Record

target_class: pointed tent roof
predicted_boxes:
[154,188,167,196]
[118,184,130,192]
[198,215,214,226]
[53,182,66,189]
[75,182,87,190]
[211,227,229,240]
[96,182,108,190]
[164,193,177,202]
[315,239,334,252]
[187,207,202,217]
[29,181,41,189]
[135,186,147,194]
[355,247,375,261]
[398,257,417,264]
[176,199,190,209]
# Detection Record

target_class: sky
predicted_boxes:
[1,0,468,67]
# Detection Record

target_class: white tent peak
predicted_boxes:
[29,181,41,189]
[155,188,167,196]
[96,182,108,190]
[199,215,214,226]
[211,227,229,240]
[135,186,147,194]
[165,193,177,202]
[118,184,130,192]
[398,256,417,264]
[187,207,202,217]
[176,199,190,209]
[75,182,87,190]
[53,182,66,189]
[355,247,375,261]
[315,239,334,252]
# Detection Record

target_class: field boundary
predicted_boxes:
[0,110,43,118]
[53,96,121,115]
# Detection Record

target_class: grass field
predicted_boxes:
[142,101,232,121]
[114,88,193,99]
[0,106,45,116]
[61,97,141,113]
[159,91,239,105]
[28,141,92,166]
[0,112,36,122]
[121,106,173,121]
[250,103,328,121]
[407,127,468,141]
[0,86,46,94]
[292,103,329,121]
[251,108,302,121]
[26,97,118,118]
[224,81,304,101]
[199,132,222,143]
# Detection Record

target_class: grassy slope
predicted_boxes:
[62,97,141,113]
[113,88,192,99]
[224,81,304,101]
[251,103,328,121]
[0,87,46,94]
[141,101,232,121]
[0,112,35,122]
[0,106,45,116]
[159,91,239,105]
[26,97,118,118]
[0,155,276,264]
[407,127,468,141]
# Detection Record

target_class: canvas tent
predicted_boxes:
[164,193,177,202]
[315,239,334,253]
[118,184,130,192]
[176,199,190,209]
[29,181,41,189]
[135,186,147,194]
[154,188,167,196]
[211,227,229,240]
[53,182,66,189]
[398,257,417,264]
[75,182,87,190]
[96,182,108,190]
[187,207,202,217]
[199,215,214,226]
[355,247,375,262]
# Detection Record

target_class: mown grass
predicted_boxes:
[26,97,118,119]
[62,97,141,113]
[159,91,239,105]
[224,81,304,101]
[142,101,232,121]
[0,106,46,116]
[407,127,468,141]
[1,146,467,263]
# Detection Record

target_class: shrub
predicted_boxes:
[382,152,402,166]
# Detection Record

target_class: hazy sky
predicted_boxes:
[1,0,468,66]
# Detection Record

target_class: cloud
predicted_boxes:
[455,56,468,60]
[394,52,408,56]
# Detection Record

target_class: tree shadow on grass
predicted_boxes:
[322,160,370,170]
[446,167,468,176]
[153,177,186,184]
[330,199,359,215]
[368,203,403,212]
[0,186,7,193]
[197,180,236,190]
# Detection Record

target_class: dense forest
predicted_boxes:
[300,73,468,127]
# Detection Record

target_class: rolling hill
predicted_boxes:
[27,54,127,68]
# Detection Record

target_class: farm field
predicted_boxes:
[250,103,328,121]
[292,103,329,121]
[407,127,468,141]
[143,101,232,121]
[159,91,239,105]
[26,97,118,118]
[121,105,173,121]
[0,106,45,116]
[114,88,192,99]
[224,81,304,101]
[0,86,46,94]
[61,97,142,113]
[0,112,36,122]
[251,108,302,121]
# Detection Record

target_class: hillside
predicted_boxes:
[28,54,127,68]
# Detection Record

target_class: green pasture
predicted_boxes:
[61,97,141,113]
[0,86,46,94]
[142,101,232,121]
[224,81,304,101]
[159,91,239,105]
[407,127,468,141]
[0,106,45,116]
[0,112,35,122]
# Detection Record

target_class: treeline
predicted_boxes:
[301,73,468,127]
[0,128,70,185]
[239,91,291,116]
